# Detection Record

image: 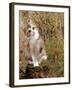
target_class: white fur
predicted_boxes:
[27,28,39,44]
[29,29,40,67]
[32,55,39,66]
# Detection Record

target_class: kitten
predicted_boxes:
[26,20,47,67]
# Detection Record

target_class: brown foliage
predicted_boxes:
[19,11,64,79]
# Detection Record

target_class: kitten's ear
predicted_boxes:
[27,24,31,28]
[23,30,26,34]
[22,27,27,35]
[27,19,30,23]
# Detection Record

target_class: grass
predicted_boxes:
[19,11,64,79]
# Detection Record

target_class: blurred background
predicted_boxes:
[19,11,64,79]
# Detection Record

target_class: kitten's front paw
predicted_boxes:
[33,61,39,67]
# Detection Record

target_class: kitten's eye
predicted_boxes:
[32,27,35,30]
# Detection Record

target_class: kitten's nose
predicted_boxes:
[28,30,31,33]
